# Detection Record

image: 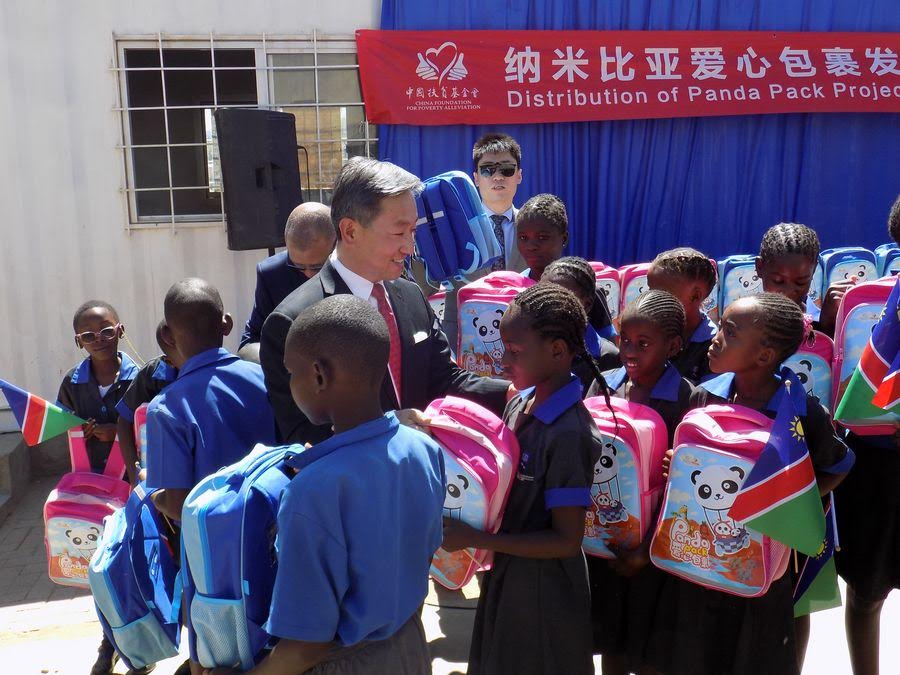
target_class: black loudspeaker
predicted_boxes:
[214,108,303,251]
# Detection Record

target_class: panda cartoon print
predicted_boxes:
[591,440,627,525]
[473,308,505,373]
[444,473,470,520]
[65,523,101,560]
[691,465,751,556]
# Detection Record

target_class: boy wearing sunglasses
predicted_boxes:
[56,299,142,675]
[472,132,528,274]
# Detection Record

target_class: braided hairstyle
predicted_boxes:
[517,193,568,236]
[620,289,686,345]
[541,256,596,307]
[747,292,806,364]
[758,223,820,265]
[648,248,717,295]
[888,195,900,245]
[511,283,615,406]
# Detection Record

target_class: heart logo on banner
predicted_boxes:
[424,42,460,84]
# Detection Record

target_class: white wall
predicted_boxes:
[0,0,379,414]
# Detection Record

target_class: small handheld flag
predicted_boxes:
[728,384,825,557]
[793,494,841,617]
[0,379,86,446]
[836,277,900,421]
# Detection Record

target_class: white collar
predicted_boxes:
[483,204,515,222]
[330,250,382,300]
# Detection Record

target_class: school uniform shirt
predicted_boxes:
[468,375,599,675]
[266,413,445,647]
[671,311,717,384]
[57,352,140,471]
[144,347,277,490]
[114,355,177,423]
[589,363,703,447]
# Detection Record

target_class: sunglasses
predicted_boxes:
[76,324,121,344]
[286,261,325,274]
[478,163,518,178]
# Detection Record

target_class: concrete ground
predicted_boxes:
[2,476,899,674]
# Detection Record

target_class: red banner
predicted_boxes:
[356,30,900,125]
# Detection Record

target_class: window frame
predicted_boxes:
[113,32,376,232]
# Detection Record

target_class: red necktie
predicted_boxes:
[370,283,402,404]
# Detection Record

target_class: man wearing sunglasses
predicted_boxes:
[239,202,336,363]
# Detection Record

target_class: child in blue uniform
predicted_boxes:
[56,300,141,675]
[649,292,850,675]
[442,283,603,675]
[647,248,718,383]
[115,320,180,484]
[834,198,900,675]
[541,256,620,393]
[584,290,704,675]
[210,295,445,675]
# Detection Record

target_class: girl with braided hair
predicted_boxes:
[583,290,705,675]
[755,221,855,336]
[647,293,851,675]
[441,283,603,675]
[542,257,621,393]
[647,247,719,383]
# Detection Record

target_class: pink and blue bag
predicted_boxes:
[650,405,791,597]
[783,331,834,410]
[582,396,668,559]
[43,429,130,587]
[425,397,520,590]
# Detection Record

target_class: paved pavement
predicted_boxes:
[2,476,899,674]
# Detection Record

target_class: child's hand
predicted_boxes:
[661,449,674,480]
[82,419,97,439]
[395,408,432,435]
[818,278,857,335]
[608,544,650,578]
[91,423,117,442]
[442,517,479,551]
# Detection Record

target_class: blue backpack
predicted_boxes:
[88,484,181,671]
[820,247,878,292]
[717,254,761,312]
[414,171,502,284]
[180,444,298,670]
[875,243,900,277]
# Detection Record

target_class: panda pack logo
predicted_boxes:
[406,41,482,114]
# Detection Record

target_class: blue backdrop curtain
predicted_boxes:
[377,1,900,266]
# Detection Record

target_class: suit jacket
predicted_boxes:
[240,251,309,348]
[260,259,510,444]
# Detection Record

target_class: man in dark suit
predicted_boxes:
[260,157,509,444]
[238,202,335,363]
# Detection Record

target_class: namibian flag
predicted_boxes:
[729,388,825,557]
[836,277,900,421]
[0,378,86,446]
[793,494,841,617]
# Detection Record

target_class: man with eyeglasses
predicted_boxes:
[238,202,336,363]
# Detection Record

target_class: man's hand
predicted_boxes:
[395,408,432,435]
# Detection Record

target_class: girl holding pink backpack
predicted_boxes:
[649,292,851,675]
[441,283,604,675]
[583,290,705,675]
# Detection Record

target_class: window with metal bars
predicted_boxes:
[114,34,378,229]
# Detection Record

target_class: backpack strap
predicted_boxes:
[67,428,91,472]
[103,439,126,479]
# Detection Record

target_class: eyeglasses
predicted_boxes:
[478,163,518,178]
[76,325,121,344]
[286,261,325,274]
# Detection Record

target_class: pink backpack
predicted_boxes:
[582,396,668,559]
[618,263,651,316]
[134,402,149,468]
[43,429,131,587]
[427,290,447,324]
[590,262,622,321]
[783,331,834,410]
[456,271,534,377]
[650,405,790,597]
[424,396,521,590]
[832,277,899,435]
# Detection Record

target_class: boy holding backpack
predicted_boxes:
[209,294,445,675]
